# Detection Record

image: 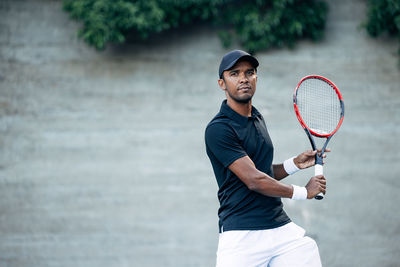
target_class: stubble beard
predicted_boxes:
[226,86,253,104]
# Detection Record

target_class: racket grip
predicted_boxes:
[314,164,324,200]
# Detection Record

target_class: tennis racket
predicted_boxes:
[293,75,344,200]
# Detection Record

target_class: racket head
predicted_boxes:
[293,75,344,138]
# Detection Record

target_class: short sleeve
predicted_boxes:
[205,122,247,167]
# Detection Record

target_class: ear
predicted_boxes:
[218,78,226,91]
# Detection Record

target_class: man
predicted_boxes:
[205,50,327,267]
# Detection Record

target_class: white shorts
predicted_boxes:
[216,222,322,267]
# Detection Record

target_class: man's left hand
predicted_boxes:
[293,149,331,170]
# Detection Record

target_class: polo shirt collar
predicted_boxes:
[220,100,261,126]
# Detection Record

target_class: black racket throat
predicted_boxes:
[304,128,332,165]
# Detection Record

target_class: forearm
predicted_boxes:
[273,156,303,180]
[229,156,324,200]
[249,171,293,198]
[272,164,289,181]
[229,156,294,198]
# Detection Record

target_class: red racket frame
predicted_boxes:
[293,75,344,138]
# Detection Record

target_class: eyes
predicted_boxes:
[229,69,256,77]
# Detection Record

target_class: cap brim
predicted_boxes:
[220,55,259,78]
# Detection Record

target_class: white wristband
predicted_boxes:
[291,185,308,200]
[283,156,300,175]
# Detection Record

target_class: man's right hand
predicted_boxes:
[305,175,326,199]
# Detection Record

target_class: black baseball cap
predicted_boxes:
[218,50,259,78]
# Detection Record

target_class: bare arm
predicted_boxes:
[273,149,331,180]
[229,156,294,198]
[272,164,289,181]
[230,156,327,199]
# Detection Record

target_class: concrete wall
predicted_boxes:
[0,0,399,266]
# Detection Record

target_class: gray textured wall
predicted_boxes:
[0,0,399,266]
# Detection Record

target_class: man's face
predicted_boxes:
[218,60,257,104]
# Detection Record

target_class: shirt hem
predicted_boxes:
[219,219,292,233]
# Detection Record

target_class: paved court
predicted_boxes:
[0,0,399,266]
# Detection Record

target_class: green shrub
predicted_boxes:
[216,0,328,53]
[365,0,400,37]
[364,0,400,58]
[63,0,328,52]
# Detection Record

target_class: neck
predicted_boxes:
[226,98,252,117]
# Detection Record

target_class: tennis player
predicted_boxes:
[205,50,327,267]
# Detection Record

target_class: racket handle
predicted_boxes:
[314,164,324,200]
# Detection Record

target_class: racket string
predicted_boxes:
[296,77,342,135]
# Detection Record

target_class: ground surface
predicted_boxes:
[0,0,399,266]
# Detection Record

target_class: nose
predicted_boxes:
[239,72,249,83]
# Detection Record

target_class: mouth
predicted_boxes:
[238,86,251,91]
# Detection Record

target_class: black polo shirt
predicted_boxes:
[205,100,291,232]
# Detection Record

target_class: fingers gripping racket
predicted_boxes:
[293,75,344,200]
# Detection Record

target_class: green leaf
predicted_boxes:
[62,0,329,52]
